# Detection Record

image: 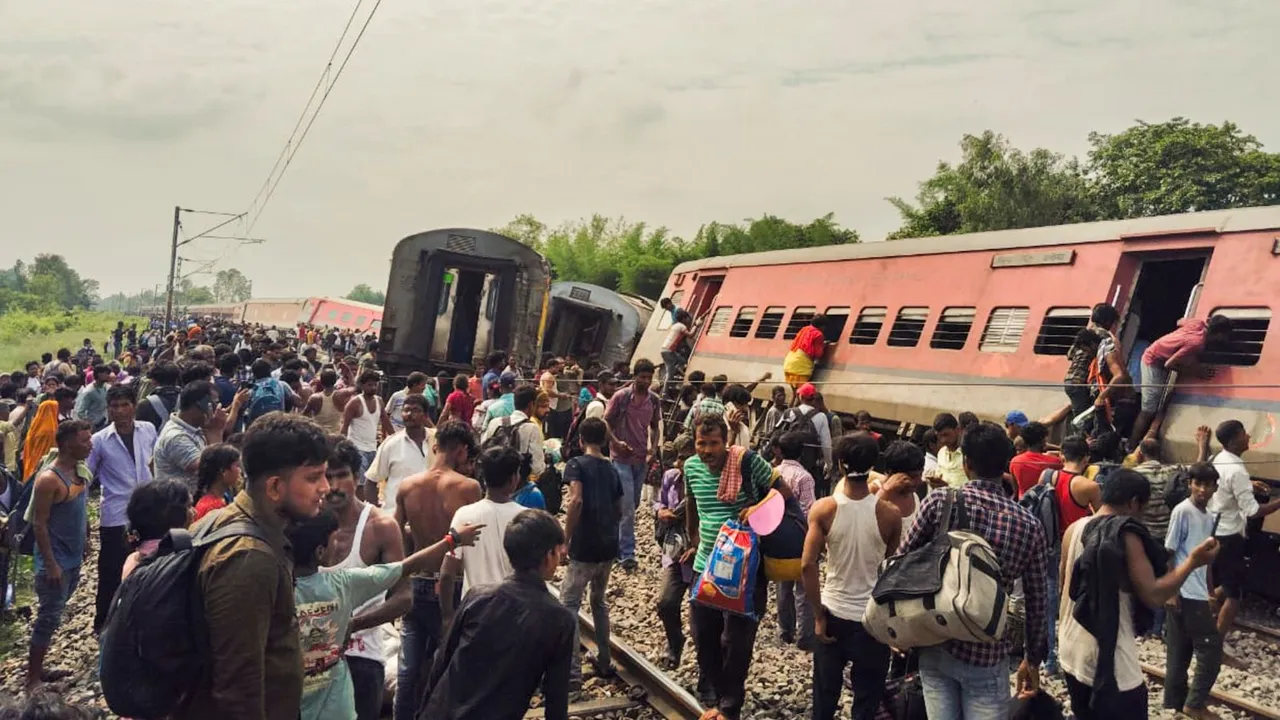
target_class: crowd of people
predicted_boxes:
[0,300,1276,720]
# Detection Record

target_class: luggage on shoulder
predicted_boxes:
[863,489,1008,649]
[99,514,267,717]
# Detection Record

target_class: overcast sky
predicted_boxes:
[2,0,1277,299]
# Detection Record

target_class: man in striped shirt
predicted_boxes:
[682,414,791,720]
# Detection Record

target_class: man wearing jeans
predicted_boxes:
[560,417,624,694]
[898,422,1049,719]
[27,420,92,691]
[603,358,661,572]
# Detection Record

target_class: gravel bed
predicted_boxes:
[4,499,1279,720]
[0,534,111,716]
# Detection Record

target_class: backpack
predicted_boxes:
[742,451,808,582]
[246,378,286,424]
[482,417,533,477]
[1019,469,1063,554]
[761,407,824,479]
[1,466,35,555]
[863,489,1008,649]
[1090,462,1121,488]
[99,516,267,718]
[1165,466,1193,510]
[146,394,172,427]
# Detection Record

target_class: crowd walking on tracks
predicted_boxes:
[0,302,1278,720]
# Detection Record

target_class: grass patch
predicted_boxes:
[0,310,136,371]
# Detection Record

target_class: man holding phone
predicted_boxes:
[153,380,248,496]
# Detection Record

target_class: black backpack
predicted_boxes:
[1019,469,1064,554]
[3,469,38,556]
[482,417,533,477]
[762,407,824,477]
[1165,466,1193,510]
[99,516,266,718]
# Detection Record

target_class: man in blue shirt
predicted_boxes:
[1163,462,1225,718]
[87,385,156,633]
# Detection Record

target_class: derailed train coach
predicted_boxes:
[378,228,551,378]
[542,282,655,369]
[634,205,1280,598]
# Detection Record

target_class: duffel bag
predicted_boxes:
[863,489,1007,649]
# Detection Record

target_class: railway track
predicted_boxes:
[1140,662,1280,719]
[539,584,704,720]
[1235,618,1280,648]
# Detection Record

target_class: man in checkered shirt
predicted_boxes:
[900,421,1050,719]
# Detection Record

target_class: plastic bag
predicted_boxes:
[689,519,760,620]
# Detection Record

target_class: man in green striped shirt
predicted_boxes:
[682,414,788,720]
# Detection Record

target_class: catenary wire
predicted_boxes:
[246,0,384,234]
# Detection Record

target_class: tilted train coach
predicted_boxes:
[634,206,1280,537]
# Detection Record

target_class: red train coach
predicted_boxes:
[301,297,384,333]
[635,206,1280,489]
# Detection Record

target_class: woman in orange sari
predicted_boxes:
[21,400,60,481]
[782,314,828,392]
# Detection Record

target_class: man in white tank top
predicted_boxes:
[320,437,407,720]
[305,369,352,434]
[1057,468,1218,720]
[801,432,902,720]
[341,370,392,499]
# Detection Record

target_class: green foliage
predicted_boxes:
[1087,118,1280,219]
[496,212,858,297]
[213,268,253,303]
[889,118,1280,239]
[346,283,386,305]
[888,131,1098,238]
[0,310,131,370]
[0,255,99,314]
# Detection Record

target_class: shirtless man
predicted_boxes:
[391,421,481,720]
[320,437,405,720]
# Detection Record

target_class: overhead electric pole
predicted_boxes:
[162,207,263,331]
[164,205,181,331]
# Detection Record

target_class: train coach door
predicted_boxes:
[1112,250,1212,366]
[683,272,724,349]
[429,267,500,366]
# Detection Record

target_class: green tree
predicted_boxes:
[888,131,1098,238]
[1087,117,1280,219]
[176,279,215,306]
[213,268,253,303]
[346,284,386,305]
[494,212,856,297]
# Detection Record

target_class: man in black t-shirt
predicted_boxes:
[560,417,624,695]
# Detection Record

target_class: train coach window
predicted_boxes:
[755,306,786,339]
[356,315,366,327]
[783,307,818,340]
[1033,307,1091,356]
[1201,307,1271,367]
[327,310,338,321]
[850,307,887,345]
[706,306,733,336]
[729,307,757,337]
[341,312,353,323]
[887,307,929,347]
[979,307,1030,353]
[930,307,976,350]
[823,307,851,340]
[656,290,686,330]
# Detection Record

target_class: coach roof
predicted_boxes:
[671,205,1280,274]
